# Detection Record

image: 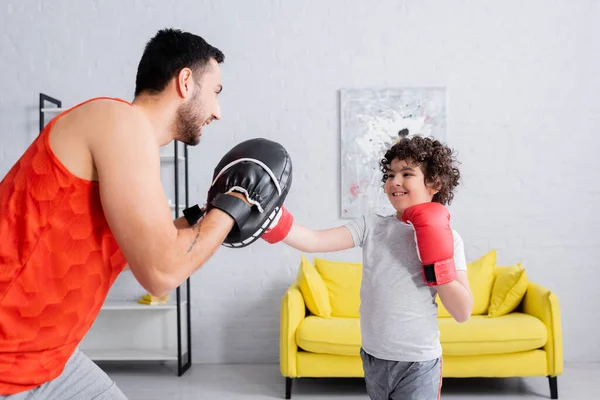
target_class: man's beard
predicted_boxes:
[174,95,204,146]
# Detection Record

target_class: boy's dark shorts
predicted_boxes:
[360,347,442,400]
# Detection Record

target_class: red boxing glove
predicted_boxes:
[402,202,456,286]
[261,206,293,244]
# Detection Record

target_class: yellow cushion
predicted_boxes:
[314,258,362,318]
[296,316,361,356]
[466,249,497,315]
[441,351,548,378]
[297,352,365,377]
[439,313,547,356]
[488,263,529,317]
[296,312,548,358]
[297,255,332,318]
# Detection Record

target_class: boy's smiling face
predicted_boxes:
[384,157,439,216]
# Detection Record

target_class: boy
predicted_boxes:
[261,135,473,399]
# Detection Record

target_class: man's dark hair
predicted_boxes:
[380,133,461,205]
[134,28,225,97]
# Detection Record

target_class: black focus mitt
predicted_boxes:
[194,138,293,248]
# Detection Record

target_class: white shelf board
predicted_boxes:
[84,348,178,361]
[101,300,188,311]
[160,154,185,162]
[41,108,65,113]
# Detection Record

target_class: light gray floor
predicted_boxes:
[101,361,598,400]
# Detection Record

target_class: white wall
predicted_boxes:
[1,0,599,363]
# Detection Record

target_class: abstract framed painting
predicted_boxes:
[340,87,447,219]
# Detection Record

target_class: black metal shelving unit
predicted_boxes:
[39,93,62,132]
[173,137,193,376]
[39,93,192,376]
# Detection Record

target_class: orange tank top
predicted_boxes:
[0,97,128,394]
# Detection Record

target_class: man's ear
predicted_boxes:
[176,68,193,98]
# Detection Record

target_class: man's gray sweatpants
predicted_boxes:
[0,348,128,400]
[360,348,443,400]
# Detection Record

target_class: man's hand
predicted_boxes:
[227,191,252,206]
[174,216,191,230]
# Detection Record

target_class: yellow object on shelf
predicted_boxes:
[137,293,169,305]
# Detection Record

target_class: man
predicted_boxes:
[0,28,255,399]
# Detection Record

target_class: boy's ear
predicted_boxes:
[427,187,440,197]
[426,178,442,196]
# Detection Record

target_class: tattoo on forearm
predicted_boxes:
[187,220,203,253]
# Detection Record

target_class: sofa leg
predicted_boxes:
[285,377,293,399]
[548,376,558,399]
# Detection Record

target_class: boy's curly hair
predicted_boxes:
[379,133,461,205]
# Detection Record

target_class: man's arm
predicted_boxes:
[89,103,238,296]
[121,216,194,273]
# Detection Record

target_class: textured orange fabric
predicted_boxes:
[0,98,129,394]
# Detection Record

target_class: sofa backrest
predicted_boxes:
[296,249,529,320]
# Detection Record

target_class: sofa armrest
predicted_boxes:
[280,281,306,378]
[522,282,563,376]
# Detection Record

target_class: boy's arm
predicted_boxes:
[402,203,473,322]
[261,207,356,253]
[437,272,473,322]
[435,226,473,322]
[283,223,355,253]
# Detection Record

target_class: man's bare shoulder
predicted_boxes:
[77,99,159,173]
[73,98,148,132]
[49,98,151,181]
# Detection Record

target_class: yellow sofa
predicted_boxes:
[280,250,563,399]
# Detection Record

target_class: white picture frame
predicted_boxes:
[340,87,447,219]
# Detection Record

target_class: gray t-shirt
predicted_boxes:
[344,213,467,362]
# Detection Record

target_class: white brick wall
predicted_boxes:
[1,0,599,363]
